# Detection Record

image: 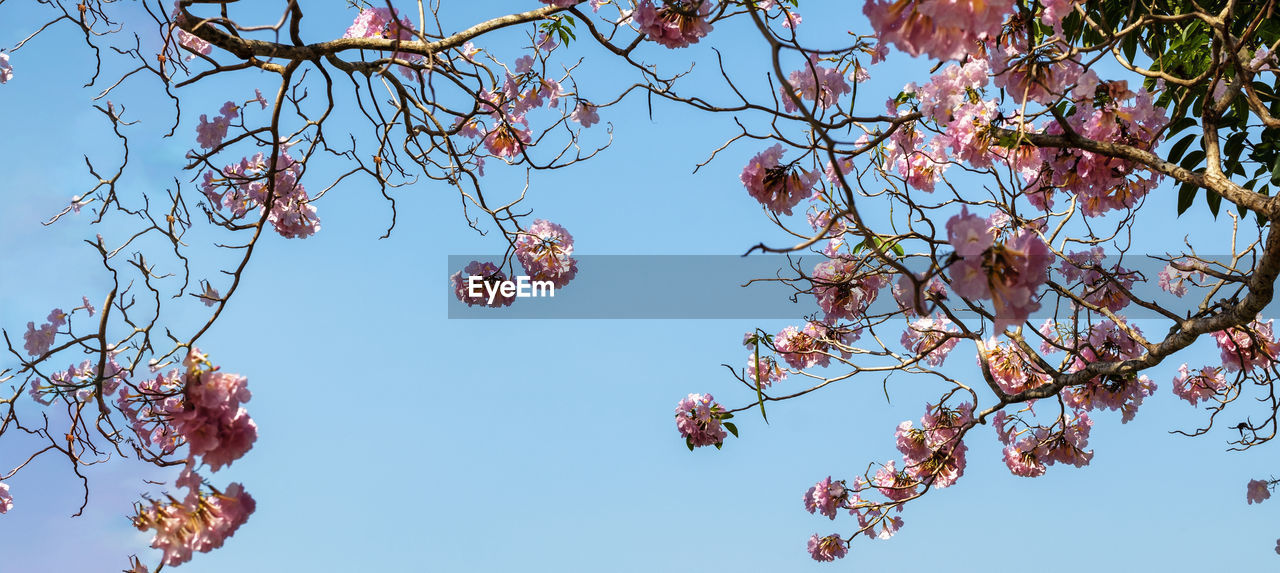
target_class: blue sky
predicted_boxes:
[1,2,1277,571]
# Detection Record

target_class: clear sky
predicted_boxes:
[1,2,1277,572]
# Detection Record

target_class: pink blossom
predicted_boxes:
[1247,479,1272,505]
[872,460,918,501]
[901,314,959,366]
[170,3,213,60]
[1171,364,1226,406]
[342,7,421,77]
[1063,374,1156,423]
[983,338,1050,395]
[946,207,993,257]
[775,323,831,370]
[0,481,11,513]
[482,122,532,158]
[1003,439,1047,477]
[675,393,728,448]
[781,11,802,29]
[1158,262,1203,297]
[514,219,578,288]
[539,0,581,7]
[1058,248,1134,312]
[896,403,972,488]
[746,354,786,388]
[1212,319,1280,372]
[633,0,714,49]
[0,52,11,84]
[197,284,221,307]
[781,55,850,113]
[893,273,948,316]
[23,321,56,357]
[804,476,847,519]
[811,258,884,322]
[201,150,320,238]
[571,102,600,127]
[450,261,517,308]
[740,144,818,215]
[990,43,1081,105]
[863,0,1013,62]
[807,533,848,561]
[195,102,237,149]
[170,349,257,471]
[81,296,96,317]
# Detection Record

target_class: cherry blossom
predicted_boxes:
[675,393,729,448]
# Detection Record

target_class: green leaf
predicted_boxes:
[752,345,769,423]
[1205,188,1223,217]
[1177,181,1197,215]
[1167,133,1197,164]
[686,439,695,452]
[724,421,739,438]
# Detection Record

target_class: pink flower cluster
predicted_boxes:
[746,355,787,388]
[170,350,257,471]
[450,261,517,307]
[990,42,1081,105]
[514,219,578,288]
[893,402,972,489]
[1057,247,1135,312]
[893,273,948,316]
[900,314,959,367]
[996,411,1094,477]
[132,472,255,567]
[571,101,600,127]
[1171,364,1226,406]
[775,322,833,370]
[0,52,12,84]
[0,482,11,513]
[633,0,714,49]
[812,258,885,322]
[982,338,1050,395]
[342,7,421,79]
[807,533,848,562]
[1054,321,1156,422]
[863,0,1012,61]
[1248,479,1272,505]
[740,144,819,215]
[675,393,729,448]
[170,3,213,60]
[781,55,851,113]
[1212,319,1280,372]
[804,476,849,520]
[29,353,128,406]
[946,208,1051,331]
[1157,262,1204,297]
[22,308,66,357]
[196,101,238,149]
[1035,78,1166,216]
[200,149,320,239]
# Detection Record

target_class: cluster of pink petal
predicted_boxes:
[990,43,1081,105]
[900,314,959,366]
[1062,374,1156,423]
[871,460,919,501]
[22,308,66,357]
[781,55,851,113]
[342,7,421,79]
[633,0,713,49]
[170,350,257,471]
[811,258,884,322]
[450,261,517,308]
[807,533,848,561]
[863,0,1012,61]
[0,482,11,513]
[914,59,990,123]
[1171,364,1226,406]
[170,3,213,60]
[200,150,320,239]
[196,102,238,149]
[983,338,1050,395]
[1247,479,1272,505]
[514,219,578,288]
[0,52,12,84]
[133,480,255,567]
[804,476,848,520]
[740,144,818,215]
[894,403,972,489]
[882,123,948,192]
[571,102,600,127]
[1058,247,1134,312]
[775,323,831,369]
[998,411,1093,477]
[1212,320,1280,372]
[746,355,787,388]
[1036,81,1166,216]
[1157,262,1204,297]
[946,209,1051,331]
[30,354,128,406]
[893,273,948,316]
[674,393,727,447]
[116,369,184,453]
[482,122,533,158]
